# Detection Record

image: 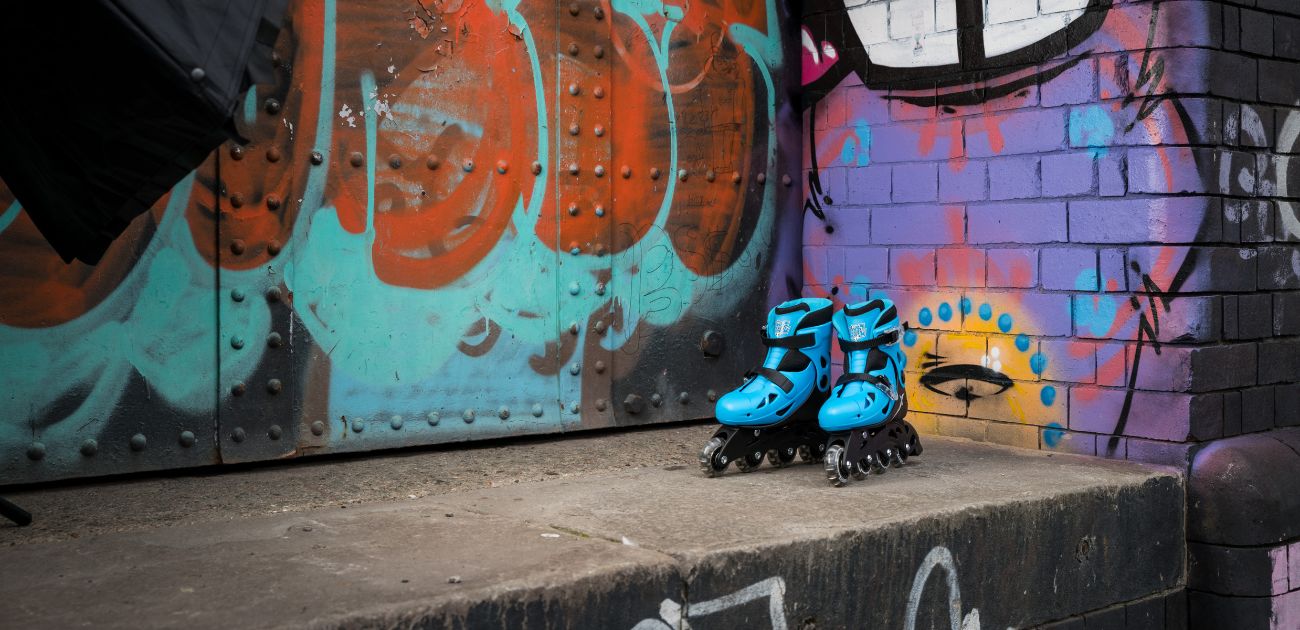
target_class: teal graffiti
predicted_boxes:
[1069,105,1114,159]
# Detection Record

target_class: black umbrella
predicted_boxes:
[0,0,288,264]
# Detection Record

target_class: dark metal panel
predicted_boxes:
[607,0,803,427]
[0,0,801,483]
[0,164,222,484]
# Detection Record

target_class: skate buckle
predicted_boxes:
[875,380,899,402]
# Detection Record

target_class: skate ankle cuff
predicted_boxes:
[838,328,900,351]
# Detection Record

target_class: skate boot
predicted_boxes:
[699,297,834,476]
[819,298,923,487]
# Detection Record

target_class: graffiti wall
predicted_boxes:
[0,0,803,483]
[801,1,1300,625]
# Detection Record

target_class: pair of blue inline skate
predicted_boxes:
[699,297,922,487]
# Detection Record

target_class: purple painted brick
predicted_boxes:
[890,248,936,286]
[1068,197,1222,244]
[844,165,891,205]
[805,205,870,247]
[988,156,1041,201]
[1098,153,1126,197]
[846,86,890,125]
[842,247,889,286]
[1128,146,1214,194]
[1042,57,1097,107]
[1075,294,1221,343]
[804,249,830,286]
[968,202,1067,244]
[1047,429,1098,456]
[962,291,1072,337]
[812,167,848,207]
[1070,387,1199,441]
[986,249,1038,288]
[1100,249,1127,292]
[872,206,965,245]
[1096,342,1128,387]
[936,248,986,287]
[967,109,1066,157]
[870,121,961,163]
[1040,339,1096,384]
[1151,0,1222,48]
[940,161,988,202]
[892,163,939,203]
[1042,153,1096,197]
[1042,248,1099,292]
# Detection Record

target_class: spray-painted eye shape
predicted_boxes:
[919,354,1013,402]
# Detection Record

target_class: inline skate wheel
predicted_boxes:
[699,437,726,477]
[875,450,890,473]
[824,444,851,487]
[891,446,909,466]
[798,444,814,463]
[735,449,765,472]
[767,447,796,468]
[798,443,825,463]
[907,436,922,457]
[852,458,869,480]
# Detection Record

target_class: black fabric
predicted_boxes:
[866,348,889,372]
[763,332,816,349]
[0,0,288,263]
[845,300,885,317]
[775,350,811,373]
[775,302,810,315]
[839,329,900,351]
[880,305,897,324]
[800,303,833,328]
[751,367,794,393]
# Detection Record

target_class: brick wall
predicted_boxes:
[801,0,1299,466]
[801,1,1300,625]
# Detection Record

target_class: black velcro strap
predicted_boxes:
[752,367,794,393]
[839,329,899,351]
[763,332,815,349]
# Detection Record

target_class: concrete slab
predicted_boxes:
[0,428,1184,629]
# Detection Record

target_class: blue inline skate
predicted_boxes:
[819,298,922,486]
[699,298,834,476]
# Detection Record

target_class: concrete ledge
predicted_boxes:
[0,431,1184,629]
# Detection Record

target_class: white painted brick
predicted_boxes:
[846,2,890,47]
[888,0,936,41]
[1041,0,1090,16]
[985,0,1037,25]
[984,9,1087,57]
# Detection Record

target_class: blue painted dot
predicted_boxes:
[1040,386,1058,407]
[997,313,1013,333]
[1043,421,1065,447]
[979,303,993,321]
[938,303,953,322]
[918,308,933,327]
[1015,334,1031,352]
[903,330,918,347]
[1030,353,1048,375]
[959,297,972,314]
